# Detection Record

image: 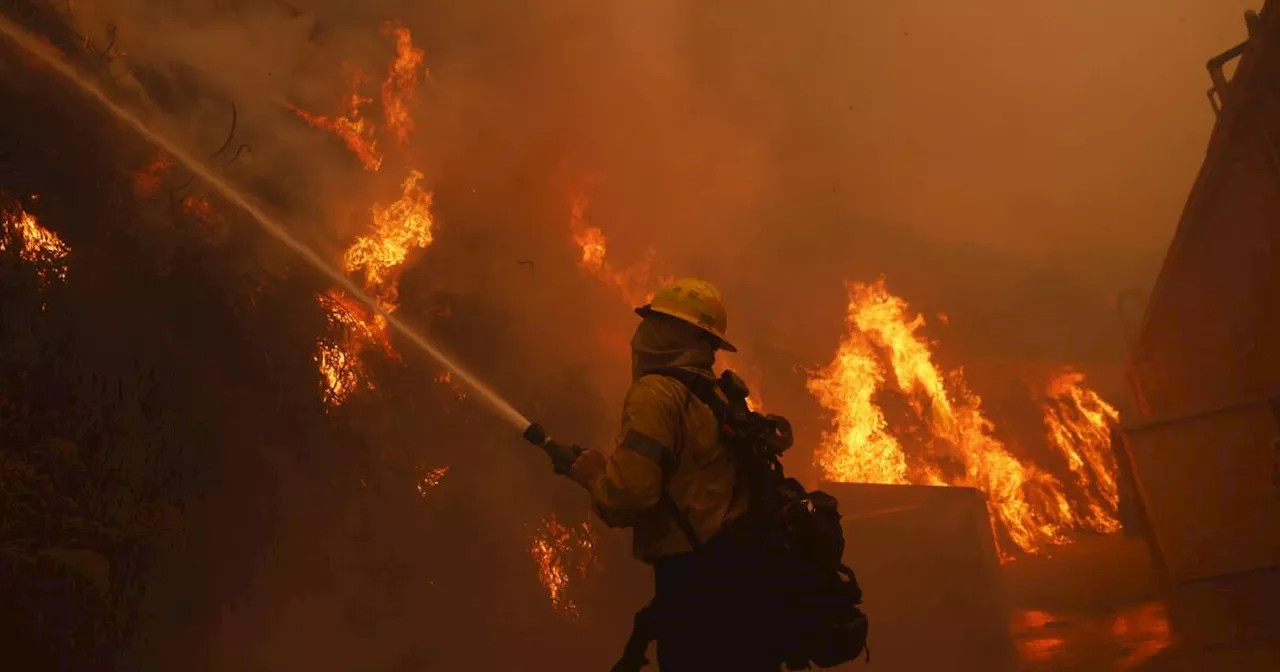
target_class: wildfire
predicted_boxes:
[1041,369,1123,533]
[381,22,426,144]
[808,278,1121,557]
[417,465,449,496]
[568,190,655,306]
[1,204,69,283]
[287,69,383,171]
[530,515,597,617]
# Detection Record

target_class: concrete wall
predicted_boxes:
[1131,2,1280,418]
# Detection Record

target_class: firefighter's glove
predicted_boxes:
[569,449,607,488]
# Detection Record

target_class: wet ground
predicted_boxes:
[1004,534,1280,671]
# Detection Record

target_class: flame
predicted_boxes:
[1,204,69,283]
[568,190,654,306]
[132,154,173,198]
[530,515,597,617]
[314,290,383,407]
[417,465,449,496]
[381,23,425,144]
[287,69,383,171]
[345,169,434,301]
[1041,369,1123,533]
[807,278,1128,556]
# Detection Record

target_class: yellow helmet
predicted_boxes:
[635,277,737,352]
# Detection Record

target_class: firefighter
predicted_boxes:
[568,278,779,671]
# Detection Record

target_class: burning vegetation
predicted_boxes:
[530,515,598,618]
[1,203,69,284]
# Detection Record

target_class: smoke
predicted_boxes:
[35,0,1259,668]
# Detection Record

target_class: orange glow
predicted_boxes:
[1042,369,1123,534]
[344,169,434,301]
[180,194,222,231]
[416,466,449,496]
[530,515,596,617]
[1110,601,1173,670]
[568,189,655,307]
[380,23,425,144]
[1011,609,1068,664]
[806,278,1129,557]
[287,69,383,171]
[1,204,69,283]
[132,154,172,198]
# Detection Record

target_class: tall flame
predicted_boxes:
[1,204,69,283]
[381,22,426,144]
[808,278,1121,557]
[1041,369,1123,533]
[316,169,434,408]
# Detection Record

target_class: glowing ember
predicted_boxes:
[568,190,654,306]
[530,515,596,617]
[434,371,467,400]
[416,465,449,496]
[287,69,383,171]
[132,154,173,198]
[380,23,426,144]
[807,278,1118,556]
[1041,369,1123,534]
[180,194,222,231]
[344,169,434,299]
[1,204,69,283]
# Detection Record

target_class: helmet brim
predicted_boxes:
[635,305,737,352]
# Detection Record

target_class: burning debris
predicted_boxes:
[807,278,1122,557]
[1,203,69,283]
[530,514,597,618]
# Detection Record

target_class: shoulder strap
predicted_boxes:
[646,367,736,553]
[646,367,733,424]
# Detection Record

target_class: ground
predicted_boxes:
[1005,534,1280,671]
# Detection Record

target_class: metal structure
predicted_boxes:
[1120,1,1280,582]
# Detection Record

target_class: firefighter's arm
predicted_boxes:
[577,380,678,525]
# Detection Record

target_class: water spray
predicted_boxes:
[0,15,540,435]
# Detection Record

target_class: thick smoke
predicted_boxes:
[42,0,1260,669]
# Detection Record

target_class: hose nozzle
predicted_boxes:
[522,422,583,476]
